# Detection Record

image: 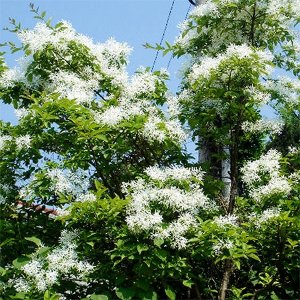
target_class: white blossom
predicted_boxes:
[166,94,181,117]
[0,184,10,204]
[212,239,234,255]
[18,21,76,53]
[76,192,96,202]
[124,71,156,98]
[142,115,166,143]
[266,76,300,106]
[250,207,281,227]
[0,135,12,151]
[190,2,219,18]
[241,150,291,201]
[145,165,204,182]
[13,278,31,293]
[214,214,238,228]
[47,168,89,197]
[16,135,32,150]
[241,119,284,134]
[245,86,272,105]
[47,71,97,104]
[189,45,273,82]
[0,67,26,88]
[14,230,93,293]
[125,166,214,249]
[95,106,125,126]
[15,108,31,120]
[251,177,291,200]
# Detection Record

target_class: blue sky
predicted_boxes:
[0,0,190,79]
[0,0,192,122]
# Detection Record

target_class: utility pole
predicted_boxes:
[191,0,231,202]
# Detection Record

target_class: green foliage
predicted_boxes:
[0,2,300,300]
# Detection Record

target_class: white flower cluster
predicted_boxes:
[76,192,96,202]
[213,214,238,228]
[91,66,186,144]
[250,207,281,227]
[47,71,98,104]
[266,76,300,107]
[2,20,186,145]
[289,171,300,186]
[241,150,291,201]
[189,0,300,21]
[174,25,198,49]
[142,117,187,144]
[0,134,31,151]
[189,44,273,83]
[15,108,31,120]
[145,165,204,182]
[288,146,300,154]
[241,119,284,135]
[212,238,234,255]
[47,168,90,197]
[18,21,132,60]
[95,97,186,145]
[267,0,300,17]
[19,167,91,202]
[190,1,220,18]
[166,94,181,118]
[1,21,132,98]
[0,184,11,205]
[16,135,32,151]
[94,96,148,126]
[244,86,272,105]
[0,135,12,151]
[12,230,94,293]
[124,71,157,98]
[0,67,26,88]
[124,166,215,249]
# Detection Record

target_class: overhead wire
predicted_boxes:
[151,0,176,72]
[167,3,192,70]
[150,0,193,72]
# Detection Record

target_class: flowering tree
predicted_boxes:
[0,1,300,300]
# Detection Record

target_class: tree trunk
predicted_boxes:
[222,146,231,202]
[218,260,233,300]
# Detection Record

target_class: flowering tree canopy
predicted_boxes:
[0,2,300,300]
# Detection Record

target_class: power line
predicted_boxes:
[151,0,176,72]
[167,3,192,70]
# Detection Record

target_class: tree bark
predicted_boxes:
[222,146,231,202]
[218,260,233,300]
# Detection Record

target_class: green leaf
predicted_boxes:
[87,241,94,248]
[153,238,164,247]
[0,238,15,248]
[90,295,109,300]
[234,260,241,270]
[44,291,50,300]
[96,134,108,142]
[248,253,261,262]
[155,249,167,261]
[141,291,158,300]
[137,244,149,254]
[165,287,176,300]
[270,291,280,300]
[12,256,30,269]
[183,280,193,288]
[287,238,298,247]
[115,287,135,300]
[0,267,6,276]
[9,293,26,299]
[25,236,42,247]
